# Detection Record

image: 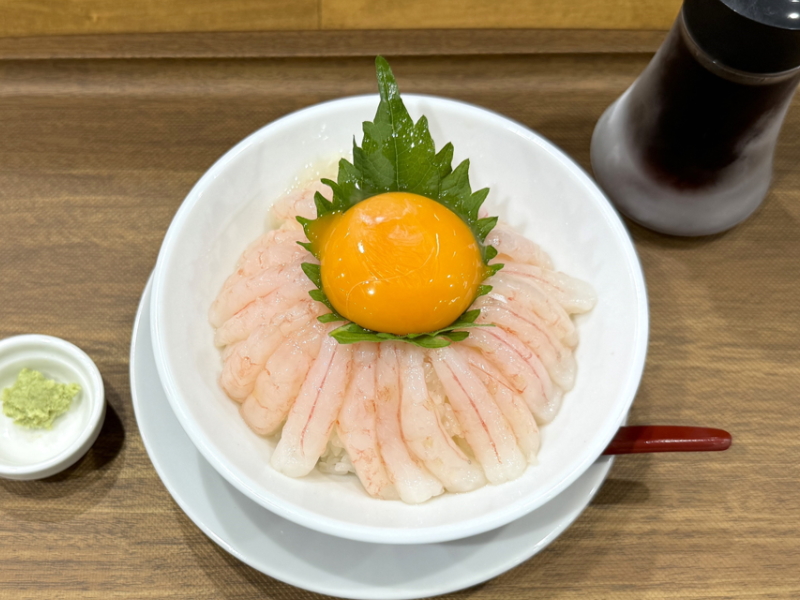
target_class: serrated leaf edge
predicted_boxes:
[296,55,505,347]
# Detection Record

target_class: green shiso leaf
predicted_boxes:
[328,321,493,349]
[298,55,502,347]
[300,263,322,289]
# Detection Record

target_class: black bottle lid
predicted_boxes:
[683,0,800,74]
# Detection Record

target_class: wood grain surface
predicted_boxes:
[0,29,668,60]
[0,0,319,37]
[321,0,681,30]
[0,0,681,37]
[1,48,799,599]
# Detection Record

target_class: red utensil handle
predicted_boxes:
[603,426,732,455]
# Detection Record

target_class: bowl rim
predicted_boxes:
[0,333,106,480]
[150,93,649,544]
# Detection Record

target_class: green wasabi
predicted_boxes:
[1,368,80,429]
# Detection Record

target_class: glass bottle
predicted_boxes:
[591,0,800,236]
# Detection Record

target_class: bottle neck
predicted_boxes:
[680,8,800,85]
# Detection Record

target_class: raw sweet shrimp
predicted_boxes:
[337,343,399,500]
[270,337,354,477]
[397,345,486,493]
[431,347,527,484]
[210,182,594,503]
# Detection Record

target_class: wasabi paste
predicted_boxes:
[1,368,80,429]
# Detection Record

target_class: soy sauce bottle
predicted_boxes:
[591,0,800,236]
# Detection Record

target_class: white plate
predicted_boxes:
[150,93,648,544]
[132,277,614,600]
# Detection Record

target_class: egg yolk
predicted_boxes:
[308,192,485,335]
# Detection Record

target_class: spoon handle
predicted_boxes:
[603,426,732,455]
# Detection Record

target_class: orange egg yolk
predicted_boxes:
[308,192,485,335]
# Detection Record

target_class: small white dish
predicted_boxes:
[150,94,648,544]
[0,334,105,480]
[132,276,614,600]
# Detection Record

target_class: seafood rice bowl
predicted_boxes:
[150,91,648,544]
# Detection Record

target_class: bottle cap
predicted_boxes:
[683,0,800,73]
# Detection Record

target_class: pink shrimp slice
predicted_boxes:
[209,255,317,328]
[336,343,399,500]
[475,297,577,391]
[500,262,597,314]
[454,345,540,463]
[219,302,319,401]
[397,345,486,493]
[214,282,316,347]
[272,181,328,224]
[220,228,308,293]
[375,343,444,504]
[270,337,354,477]
[485,272,578,348]
[239,321,328,436]
[462,327,562,424]
[485,223,554,269]
[431,347,526,484]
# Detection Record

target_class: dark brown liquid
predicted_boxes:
[624,16,800,189]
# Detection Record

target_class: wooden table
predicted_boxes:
[1,32,799,599]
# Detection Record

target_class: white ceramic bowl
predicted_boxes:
[151,95,648,544]
[0,334,106,480]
